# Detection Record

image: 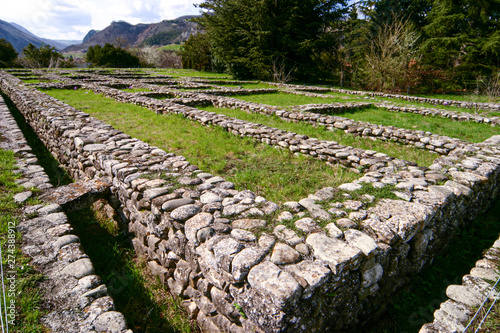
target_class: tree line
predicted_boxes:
[1,0,498,94]
[181,0,500,94]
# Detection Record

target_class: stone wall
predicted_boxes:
[267,81,500,112]
[2,70,500,332]
[35,74,470,157]
[0,94,131,333]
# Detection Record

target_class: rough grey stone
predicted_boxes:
[231,229,257,242]
[294,218,318,233]
[306,233,363,274]
[170,204,200,221]
[94,311,128,333]
[13,190,32,203]
[271,243,301,265]
[247,261,302,309]
[232,247,267,281]
[60,258,95,278]
[162,198,195,211]
[53,234,80,250]
[185,213,214,243]
[446,285,485,307]
[232,219,267,230]
[344,229,379,257]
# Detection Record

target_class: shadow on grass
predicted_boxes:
[67,206,193,333]
[0,91,72,187]
[367,198,500,333]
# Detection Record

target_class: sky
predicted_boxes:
[0,0,202,41]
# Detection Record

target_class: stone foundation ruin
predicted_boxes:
[2,69,500,332]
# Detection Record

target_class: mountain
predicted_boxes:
[64,16,200,53]
[0,19,81,52]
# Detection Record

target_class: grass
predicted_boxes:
[414,93,493,103]
[216,82,277,90]
[122,88,152,93]
[335,106,500,143]
[149,69,230,79]
[67,205,196,333]
[198,106,438,166]
[0,149,48,332]
[375,95,493,115]
[2,90,196,332]
[40,88,359,203]
[159,44,182,51]
[232,92,337,106]
[368,198,500,333]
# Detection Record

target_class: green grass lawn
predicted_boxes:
[121,88,152,93]
[215,82,278,90]
[158,44,182,51]
[336,106,500,143]
[40,89,358,203]
[232,92,340,106]
[150,69,231,79]
[68,205,196,332]
[219,91,498,142]
[199,106,438,166]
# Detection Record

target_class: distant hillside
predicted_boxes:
[64,16,200,53]
[0,19,80,52]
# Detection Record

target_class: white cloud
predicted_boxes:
[0,0,201,40]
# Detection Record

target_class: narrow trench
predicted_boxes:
[1,91,72,187]
[366,199,500,333]
[4,89,500,332]
[1,91,195,333]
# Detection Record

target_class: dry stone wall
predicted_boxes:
[268,81,500,112]
[0,95,131,333]
[420,214,500,332]
[34,74,470,157]
[3,69,500,332]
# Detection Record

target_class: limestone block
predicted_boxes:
[446,285,484,307]
[185,213,214,244]
[344,229,379,257]
[170,204,200,221]
[60,258,95,279]
[93,311,128,333]
[271,243,301,265]
[306,233,362,274]
[247,261,302,309]
[285,260,331,299]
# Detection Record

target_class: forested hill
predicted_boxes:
[64,16,200,53]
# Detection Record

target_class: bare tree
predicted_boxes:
[361,17,420,92]
[270,57,295,84]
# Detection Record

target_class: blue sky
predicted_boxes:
[0,0,202,40]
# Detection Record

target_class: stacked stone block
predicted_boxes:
[2,70,500,332]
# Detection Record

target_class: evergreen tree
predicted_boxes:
[86,43,140,68]
[361,0,431,29]
[421,0,500,86]
[180,33,213,71]
[21,43,63,68]
[197,0,348,80]
[0,39,18,68]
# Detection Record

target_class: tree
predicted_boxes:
[197,0,348,80]
[179,32,213,71]
[21,43,65,68]
[86,43,140,68]
[360,0,431,30]
[420,0,500,88]
[0,39,18,68]
[360,18,420,92]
